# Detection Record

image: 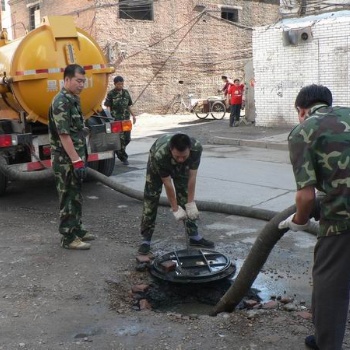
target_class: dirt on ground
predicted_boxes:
[1,115,349,350]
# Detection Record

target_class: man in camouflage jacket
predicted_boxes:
[138,133,214,255]
[279,84,350,350]
[49,64,94,250]
[104,75,136,165]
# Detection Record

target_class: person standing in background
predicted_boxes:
[227,79,245,127]
[220,74,233,97]
[104,76,136,165]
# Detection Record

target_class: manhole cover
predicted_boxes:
[150,248,236,283]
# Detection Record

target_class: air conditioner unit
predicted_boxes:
[282,27,313,46]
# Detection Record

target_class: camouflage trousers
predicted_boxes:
[52,153,86,244]
[140,160,198,241]
[116,131,131,162]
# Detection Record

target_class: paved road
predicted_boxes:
[0,114,317,350]
[115,113,295,213]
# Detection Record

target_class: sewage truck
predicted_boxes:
[0,16,130,195]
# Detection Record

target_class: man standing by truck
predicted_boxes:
[104,75,136,165]
[49,64,94,250]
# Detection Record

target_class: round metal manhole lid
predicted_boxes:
[150,248,236,283]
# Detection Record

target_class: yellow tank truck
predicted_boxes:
[0,16,131,195]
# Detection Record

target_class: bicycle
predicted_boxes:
[171,93,226,120]
[170,93,197,114]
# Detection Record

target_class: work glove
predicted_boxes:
[278,213,311,232]
[72,158,87,181]
[172,206,187,221]
[185,202,199,220]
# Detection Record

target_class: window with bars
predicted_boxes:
[221,7,239,23]
[29,4,40,30]
[119,0,154,21]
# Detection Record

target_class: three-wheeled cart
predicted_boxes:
[193,96,226,120]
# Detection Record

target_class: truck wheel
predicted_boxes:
[87,160,99,171]
[86,160,99,182]
[98,157,116,176]
[0,169,8,196]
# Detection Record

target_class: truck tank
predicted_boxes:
[0,16,132,196]
[0,16,114,125]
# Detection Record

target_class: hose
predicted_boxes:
[87,167,318,315]
[0,157,316,236]
[87,167,318,234]
[0,159,316,314]
[210,205,296,315]
[87,167,278,221]
[0,156,53,181]
[1,159,317,313]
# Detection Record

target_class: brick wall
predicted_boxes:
[8,0,279,115]
[253,11,350,127]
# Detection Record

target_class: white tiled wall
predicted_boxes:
[253,12,350,127]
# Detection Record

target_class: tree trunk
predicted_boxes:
[210,204,297,315]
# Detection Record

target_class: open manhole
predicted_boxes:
[150,248,236,283]
[118,249,263,314]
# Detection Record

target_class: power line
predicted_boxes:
[133,11,205,104]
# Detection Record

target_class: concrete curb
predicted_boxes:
[209,136,289,151]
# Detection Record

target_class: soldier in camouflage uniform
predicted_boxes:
[138,133,214,255]
[104,76,136,165]
[49,64,95,250]
[279,84,350,350]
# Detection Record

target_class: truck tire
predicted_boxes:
[0,168,8,196]
[87,160,99,171]
[85,160,100,182]
[98,157,116,177]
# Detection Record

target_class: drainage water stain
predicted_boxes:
[143,279,261,314]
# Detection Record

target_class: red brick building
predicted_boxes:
[7,0,279,114]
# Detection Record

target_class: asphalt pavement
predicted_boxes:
[112,114,296,214]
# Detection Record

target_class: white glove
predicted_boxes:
[173,206,187,221]
[185,202,199,220]
[278,213,310,232]
[308,220,320,233]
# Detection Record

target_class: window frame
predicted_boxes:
[119,0,154,21]
[29,4,40,30]
[220,6,240,23]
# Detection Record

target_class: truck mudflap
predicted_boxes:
[87,118,132,153]
[0,150,115,173]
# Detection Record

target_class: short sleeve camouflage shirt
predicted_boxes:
[104,88,132,121]
[149,134,202,178]
[48,88,86,160]
[288,103,350,236]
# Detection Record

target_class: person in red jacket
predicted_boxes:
[227,79,245,127]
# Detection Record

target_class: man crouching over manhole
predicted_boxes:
[138,133,214,255]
